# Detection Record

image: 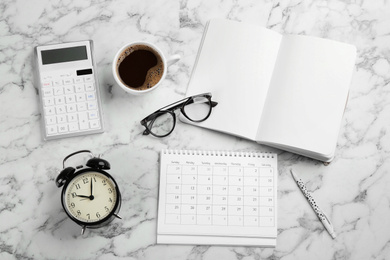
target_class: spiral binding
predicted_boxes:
[162,149,275,158]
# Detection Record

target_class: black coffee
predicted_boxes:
[116,45,164,90]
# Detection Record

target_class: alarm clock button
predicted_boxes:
[86,158,111,170]
[56,167,75,187]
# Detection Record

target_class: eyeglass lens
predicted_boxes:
[147,112,175,136]
[147,96,212,137]
[183,96,212,121]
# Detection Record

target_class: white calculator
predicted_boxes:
[34,40,104,140]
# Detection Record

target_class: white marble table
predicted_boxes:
[1,0,390,259]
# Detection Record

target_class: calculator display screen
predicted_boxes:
[41,46,88,65]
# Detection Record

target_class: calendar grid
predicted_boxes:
[164,164,275,227]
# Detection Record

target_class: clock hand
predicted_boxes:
[75,193,88,198]
[75,194,94,200]
[90,177,93,196]
[76,194,90,198]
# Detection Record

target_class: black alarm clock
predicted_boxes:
[56,150,121,235]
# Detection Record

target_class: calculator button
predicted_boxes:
[58,124,68,133]
[78,112,89,130]
[67,113,78,122]
[84,75,93,82]
[75,84,84,93]
[63,78,73,85]
[64,85,74,94]
[90,120,100,129]
[43,88,53,97]
[76,93,86,102]
[46,116,56,125]
[53,79,63,86]
[85,83,94,91]
[43,97,55,106]
[54,87,64,96]
[68,122,79,132]
[88,110,98,120]
[74,77,84,84]
[55,96,65,105]
[79,122,89,130]
[44,107,55,115]
[86,92,96,101]
[47,125,57,135]
[56,105,66,114]
[57,114,67,123]
[77,103,87,111]
[78,112,88,120]
[65,95,76,103]
[66,104,77,113]
[87,101,97,110]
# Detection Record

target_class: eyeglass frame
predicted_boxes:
[140,92,218,137]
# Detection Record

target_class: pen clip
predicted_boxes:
[319,207,331,225]
[319,207,337,239]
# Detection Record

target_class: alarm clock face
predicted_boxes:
[62,170,120,225]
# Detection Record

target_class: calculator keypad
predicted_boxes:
[41,75,103,139]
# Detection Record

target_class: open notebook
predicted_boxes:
[180,19,357,162]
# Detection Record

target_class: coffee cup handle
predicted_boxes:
[167,54,181,67]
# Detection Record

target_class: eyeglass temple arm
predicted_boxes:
[184,98,218,107]
[160,95,218,111]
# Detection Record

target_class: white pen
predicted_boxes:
[290,169,337,239]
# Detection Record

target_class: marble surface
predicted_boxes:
[1,0,390,259]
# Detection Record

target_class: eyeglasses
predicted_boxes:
[140,93,218,137]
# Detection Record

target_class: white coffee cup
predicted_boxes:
[112,41,180,95]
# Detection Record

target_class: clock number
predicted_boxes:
[70,202,75,208]
[87,214,90,220]
[75,183,81,190]
[102,180,107,186]
[77,210,81,216]
[108,188,112,194]
[109,198,113,203]
[96,212,101,218]
[83,178,89,184]
[71,192,77,198]
[105,206,109,212]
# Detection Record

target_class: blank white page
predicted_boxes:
[257,35,356,159]
[182,19,282,140]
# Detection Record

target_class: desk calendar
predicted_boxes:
[157,150,278,247]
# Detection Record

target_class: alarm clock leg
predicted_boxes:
[81,225,86,235]
[114,213,122,219]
